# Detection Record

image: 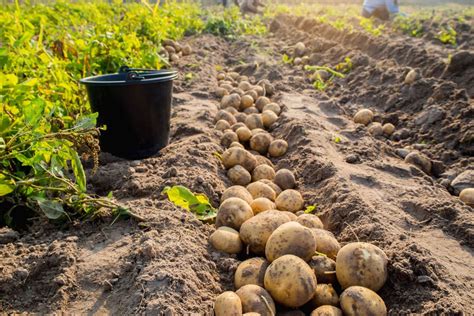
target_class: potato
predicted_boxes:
[255,97,271,112]
[460,188,474,206]
[182,44,192,55]
[275,189,304,212]
[312,229,340,260]
[238,75,249,82]
[238,81,253,92]
[312,284,339,307]
[222,93,242,110]
[296,214,323,229]
[231,88,245,96]
[281,211,298,221]
[353,109,374,126]
[221,131,239,148]
[264,255,317,307]
[259,179,281,196]
[235,112,248,123]
[241,95,254,109]
[253,85,265,97]
[250,133,273,155]
[294,57,302,66]
[216,86,229,98]
[274,169,296,190]
[251,128,267,136]
[236,284,276,316]
[221,185,253,205]
[382,123,395,136]
[216,110,237,125]
[404,151,432,174]
[165,45,176,54]
[228,72,240,80]
[214,291,242,316]
[222,147,258,171]
[252,165,276,182]
[368,122,383,136]
[262,103,281,115]
[310,306,343,316]
[221,83,234,92]
[245,113,264,130]
[268,140,288,158]
[250,197,276,215]
[230,142,245,149]
[294,42,306,57]
[226,107,239,115]
[336,242,388,291]
[257,79,274,96]
[247,182,276,201]
[265,222,317,262]
[216,197,254,230]
[210,227,243,254]
[235,257,269,289]
[340,286,387,316]
[244,107,260,114]
[308,255,337,285]
[217,73,226,81]
[228,165,252,186]
[240,210,290,254]
[262,110,278,128]
[245,90,259,101]
[404,68,417,84]
[216,120,231,131]
[231,122,246,132]
[236,127,253,142]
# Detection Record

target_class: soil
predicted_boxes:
[1,14,473,316]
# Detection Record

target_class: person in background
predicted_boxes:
[235,0,265,15]
[362,0,400,21]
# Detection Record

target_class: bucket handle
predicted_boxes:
[119,66,158,74]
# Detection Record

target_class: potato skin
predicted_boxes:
[255,96,271,112]
[308,255,337,285]
[247,182,276,201]
[262,110,278,128]
[216,197,254,230]
[236,127,253,142]
[340,286,387,316]
[259,179,282,196]
[240,210,290,254]
[281,211,298,221]
[311,229,340,260]
[216,120,231,131]
[214,291,243,316]
[221,131,239,148]
[210,227,243,254]
[252,165,276,182]
[275,189,304,212]
[336,242,388,291]
[264,255,317,308]
[382,123,395,136]
[262,103,281,115]
[245,113,264,130]
[460,188,474,206]
[221,186,253,205]
[265,222,317,262]
[250,198,276,215]
[274,169,296,190]
[310,306,343,316]
[230,142,244,149]
[241,95,254,109]
[353,109,374,125]
[296,214,324,229]
[228,165,252,186]
[222,147,258,172]
[222,93,242,110]
[312,284,339,307]
[236,284,276,316]
[234,257,269,289]
[268,139,288,157]
[232,122,247,132]
[250,133,273,155]
[216,110,237,125]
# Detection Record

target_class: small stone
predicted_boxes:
[13,267,29,281]
[405,151,432,174]
[345,154,360,164]
[163,167,178,178]
[417,275,434,284]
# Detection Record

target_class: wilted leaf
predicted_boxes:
[69,148,86,192]
[36,198,66,219]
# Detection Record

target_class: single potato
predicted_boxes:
[296,214,324,229]
[460,188,474,206]
[221,93,242,110]
[241,95,255,109]
[236,284,276,316]
[382,123,395,136]
[247,182,276,201]
[245,113,264,130]
[310,306,343,316]
[216,197,254,230]
[232,122,247,132]
[264,255,317,308]
[353,109,374,126]
[221,185,253,205]
[221,131,239,148]
[274,169,296,190]
[311,229,340,260]
[340,286,387,316]
[222,147,258,172]
[216,120,231,131]
[239,81,253,92]
[308,255,337,285]
[312,284,339,307]
[214,291,242,316]
[268,139,288,157]
[262,110,278,128]
[210,226,243,254]
[255,96,271,112]
[216,87,229,98]
[250,197,276,215]
[368,122,383,136]
[216,110,237,125]
[228,165,252,186]
[235,112,248,123]
[236,126,253,142]
[234,257,270,289]
[250,133,273,155]
[252,165,276,182]
[275,189,304,213]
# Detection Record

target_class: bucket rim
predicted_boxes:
[80,70,178,86]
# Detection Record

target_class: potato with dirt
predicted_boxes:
[216,197,254,230]
[310,306,343,316]
[216,120,231,131]
[275,189,304,212]
[250,197,276,215]
[244,107,259,115]
[236,284,276,316]
[263,103,281,115]
[368,122,383,136]
[255,96,271,112]
[245,113,264,130]
[221,185,253,205]
[311,229,341,260]
[247,181,276,201]
[228,165,252,186]
[234,257,270,289]
[230,142,244,149]
[222,147,258,172]
[353,109,374,126]
[215,110,237,125]
[210,226,243,254]
[231,122,246,132]
[382,123,395,136]
[254,155,275,169]
[274,169,296,190]
[259,179,282,196]
[262,110,278,128]
[268,139,288,157]
[252,164,276,182]
[336,242,388,291]
[235,112,248,123]
[264,254,317,307]
[296,213,324,229]
[308,255,337,285]
[214,291,242,316]
[460,188,474,206]
[221,131,239,148]
[236,126,253,142]
[221,93,242,110]
[312,284,339,307]
[241,95,254,109]
[250,133,273,155]
[240,210,290,254]
[265,221,317,262]
[215,86,229,98]
[340,286,387,316]
[238,81,253,92]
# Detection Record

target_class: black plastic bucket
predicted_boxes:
[80,67,178,160]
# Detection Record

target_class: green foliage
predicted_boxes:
[304,58,349,92]
[436,26,457,46]
[162,186,217,221]
[304,204,317,214]
[282,54,294,64]
[359,18,385,37]
[393,15,424,38]
[203,7,266,39]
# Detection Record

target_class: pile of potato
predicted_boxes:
[210,71,390,316]
[159,39,193,64]
[353,108,395,138]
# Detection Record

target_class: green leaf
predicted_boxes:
[69,148,86,192]
[73,113,98,130]
[162,185,217,221]
[0,181,14,196]
[23,99,46,127]
[0,137,5,150]
[36,199,66,220]
[304,205,317,214]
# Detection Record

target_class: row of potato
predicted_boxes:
[159,39,193,63]
[209,71,390,316]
